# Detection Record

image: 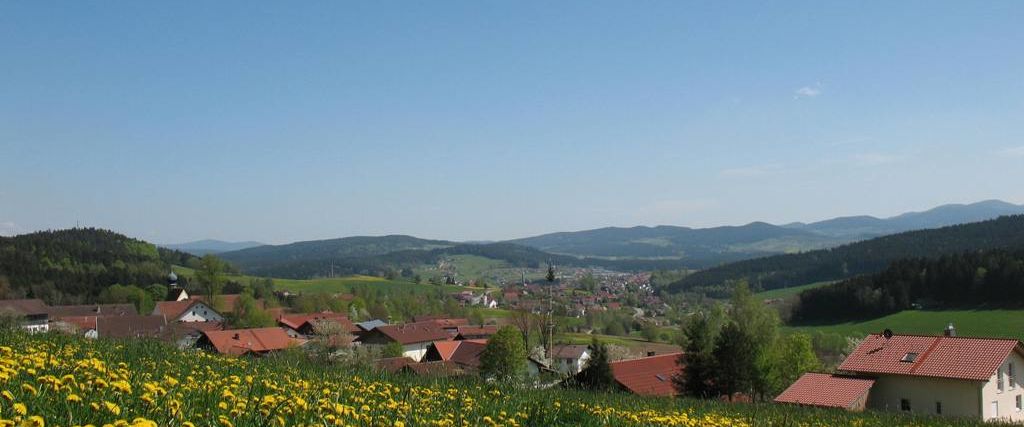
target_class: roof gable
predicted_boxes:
[373,322,450,345]
[840,334,1021,381]
[774,373,875,409]
[201,327,296,356]
[609,353,683,397]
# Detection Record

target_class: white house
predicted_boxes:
[550,344,591,375]
[153,299,223,323]
[777,326,1024,422]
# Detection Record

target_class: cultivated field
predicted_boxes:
[0,332,1000,427]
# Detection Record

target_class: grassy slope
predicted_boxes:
[785,309,1024,341]
[754,281,833,300]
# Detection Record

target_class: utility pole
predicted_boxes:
[546,262,556,357]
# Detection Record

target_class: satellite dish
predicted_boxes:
[883,329,894,339]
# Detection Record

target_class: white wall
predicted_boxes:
[176,302,224,323]
[402,342,432,362]
[981,351,1024,422]
[868,375,982,418]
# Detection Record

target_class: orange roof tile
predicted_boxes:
[609,353,683,397]
[774,373,875,409]
[431,341,462,361]
[201,327,297,356]
[154,299,219,320]
[839,334,1021,381]
[278,312,359,334]
[371,322,451,345]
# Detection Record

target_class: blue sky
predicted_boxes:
[2,1,1023,244]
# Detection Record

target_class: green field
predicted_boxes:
[172,265,469,295]
[785,309,1024,341]
[754,281,833,300]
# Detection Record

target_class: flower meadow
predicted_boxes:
[0,331,1001,427]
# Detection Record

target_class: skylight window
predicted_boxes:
[901,352,919,363]
[655,374,667,382]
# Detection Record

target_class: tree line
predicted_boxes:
[792,249,1024,323]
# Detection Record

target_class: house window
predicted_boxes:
[900,399,911,412]
[1011,363,1017,389]
[999,368,1006,392]
[935,401,942,415]
[1016,395,1022,412]
[992,401,999,419]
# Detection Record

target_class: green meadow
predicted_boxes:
[785,309,1024,341]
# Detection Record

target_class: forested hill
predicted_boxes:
[219,235,455,272]
[0,228,195,304]
[231,241,709,279]
[668,215,1024,296]
[792,249,1024,323]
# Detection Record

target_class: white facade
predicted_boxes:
[555,350,591,375]
[21,320,49,333]
[866,352,1024,422]
[175,302,223,323]
[402,342,433,362]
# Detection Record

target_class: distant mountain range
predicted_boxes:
[161,239,265,256]
[668,214,1024,296]
[202,199,1024,278]
[511,200,1024,260]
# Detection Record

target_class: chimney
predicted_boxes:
[944,323,956,337]
[232,333,240,340]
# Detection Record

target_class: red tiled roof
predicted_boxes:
[448,340,487,369]
[376,357,416,373]
[774,373,875,409]
[0,299,49,316]
[57,315,98,331]
[609,353,683,397]
[455,325,498,338]
[403,360,466,377]
[47,304,136,318]
[430,318,469,329]
[372,322,451,345]
[278,312,359,334]
[551,345,589,360]
[201,327,297,356]
[97,315,168,339]
[839,334,1021,381]
[430,341,462,361]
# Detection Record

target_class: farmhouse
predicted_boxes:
[550,345,592,375]
[153,299,223,323]
[0,299,49,333]
[454,325,498,340]
[277,312,359,338]
[777,327,1024,422]
[609,353,684,397]
[357,322,451,362]
[423,339,488,371]
[197,327,300,356]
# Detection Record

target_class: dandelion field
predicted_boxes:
[0,332,1000,427]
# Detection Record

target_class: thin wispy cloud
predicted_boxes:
[719,164,784,178]
[998,146,1024,157]
[794,82,823,99]
[851,153,900,166]
[0,221,18,237]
